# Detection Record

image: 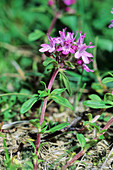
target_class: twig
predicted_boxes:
[11,60,26,80]
[1,120,29,130]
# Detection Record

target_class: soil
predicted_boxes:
[0,101,113,170]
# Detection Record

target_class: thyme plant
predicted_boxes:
[21,28,94,169]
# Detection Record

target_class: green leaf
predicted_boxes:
[104,93,113,103]
[40,120,46,129]
[98,134,105,140]
[51,88,66,95]
[28,29,45,41]
[51,95,73,110]
[88,94,102,101]
[40,81,47,90]
[83,100,112,109]
[84,121,100,131]
[60,72,72,95]
[37,159,44,164]
[91,83,104,94]
[108,72,113,77]
[43,57,58,67]
[87,113,93,121]
[102,77,113,84]
[64,61,75,69]
[76,133,86,149]
[99,129,107,134]
[46,122,69,133]
[38,90,48,98]
[40,126,48,133]
[3,138,10,164]
[20,97,38,114]
[30,119,40,125]
[27,140,36,153]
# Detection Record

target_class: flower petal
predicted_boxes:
[83,64,94,72]
[75,51,81,59]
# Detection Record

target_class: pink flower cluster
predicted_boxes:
[39,28,94,72]
[108,8,113,28]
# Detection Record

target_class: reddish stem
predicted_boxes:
[40,68,59,124]
[34,133,41,170]
[40,98,48,125]
[34,68,59,170]
[101,116,113,131]
[48,15,57,35]
[63,116,113,169]
[47,10,61,35]
[63,149,85,169]
[41,10,60,62]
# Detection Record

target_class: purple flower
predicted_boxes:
[75,44,93,64]
[75,32,94,64]
[57,41,75,55]
[108,20,113,28]
[39,34,57,53]
[39,28,94,72]
[111,8,113,14]
[63,0,76,6]
[108,8,113,28]
[57,28,76,54]
[82,64,94,72]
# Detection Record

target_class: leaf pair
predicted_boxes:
[20,87,73,114]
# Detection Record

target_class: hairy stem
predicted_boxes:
[40,68,59,124]
[34,68,59,170]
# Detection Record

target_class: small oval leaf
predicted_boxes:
[51,95,73,110]
[102,77,113,84]
[20,97,38,114]
[76,133,86,149]
[88,94,102,101]
[28,29,45,41]
[51,88,66,95]
[83,100,112,109]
